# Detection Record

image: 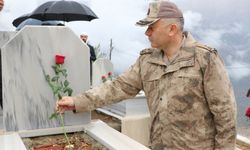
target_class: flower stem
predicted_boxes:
[59,113,72,150]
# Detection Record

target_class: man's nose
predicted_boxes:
[145,28,151,37]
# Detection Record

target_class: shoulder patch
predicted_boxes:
[140,48,154,55]
[196,43,217,53]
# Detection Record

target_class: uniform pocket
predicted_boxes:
[142,75,161,108]
[175,73,201,87]
[143,78,160,96]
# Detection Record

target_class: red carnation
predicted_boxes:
[55,55,65,64]
[101,75,106,79]
[108,72,112,76]
[245,107,250,117]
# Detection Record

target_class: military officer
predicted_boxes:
[56,1,237,149]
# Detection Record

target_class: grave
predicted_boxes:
[97,92,151,146]
[1,26,91,131]
[92,58,113,87]
[91,58,150,146]
[0,26,150,150]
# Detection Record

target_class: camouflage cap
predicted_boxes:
[136,0,183,26]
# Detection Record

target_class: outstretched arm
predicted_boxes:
[56,57,143,113]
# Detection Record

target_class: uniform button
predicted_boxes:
[160,98,163,101]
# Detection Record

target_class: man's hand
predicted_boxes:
[56,96,76,113]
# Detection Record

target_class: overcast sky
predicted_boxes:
[0,0,250,81]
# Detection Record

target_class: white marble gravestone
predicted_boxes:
[92,58,113,87]
[0,31,17,130]
[92,58,149,117]
[1,26,91,131]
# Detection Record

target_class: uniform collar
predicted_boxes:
[147,32,197,66]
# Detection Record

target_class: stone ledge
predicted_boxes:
[237,134,250,149]
[4,120,149,150]
[0,133,26,150]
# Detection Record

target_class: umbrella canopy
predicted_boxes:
[28,0,98,22]
[12,13,64,29]
[13,13,31,27]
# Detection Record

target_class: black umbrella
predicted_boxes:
[12,13,64,28]
[29,0,98,22]
[12,13,30,27]
[12,0,97,27]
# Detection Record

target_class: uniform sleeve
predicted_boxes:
[74,57,143,112]
[203,52,237,149]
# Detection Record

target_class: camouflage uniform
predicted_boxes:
[74,32,237,150]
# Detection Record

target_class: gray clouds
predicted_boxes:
[175,0,250,81]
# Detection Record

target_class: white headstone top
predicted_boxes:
[92,58,113,87]
[1,26,91,132]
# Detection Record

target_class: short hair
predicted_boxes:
[162,17,184,32]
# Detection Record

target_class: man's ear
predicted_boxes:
[168,24,178,36]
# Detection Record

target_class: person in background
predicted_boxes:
[57,1,236,149]
[80,33,96,85]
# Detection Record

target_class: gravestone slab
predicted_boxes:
[92,58,113,87]
[1,26,91,131]
[0,31,17,130]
